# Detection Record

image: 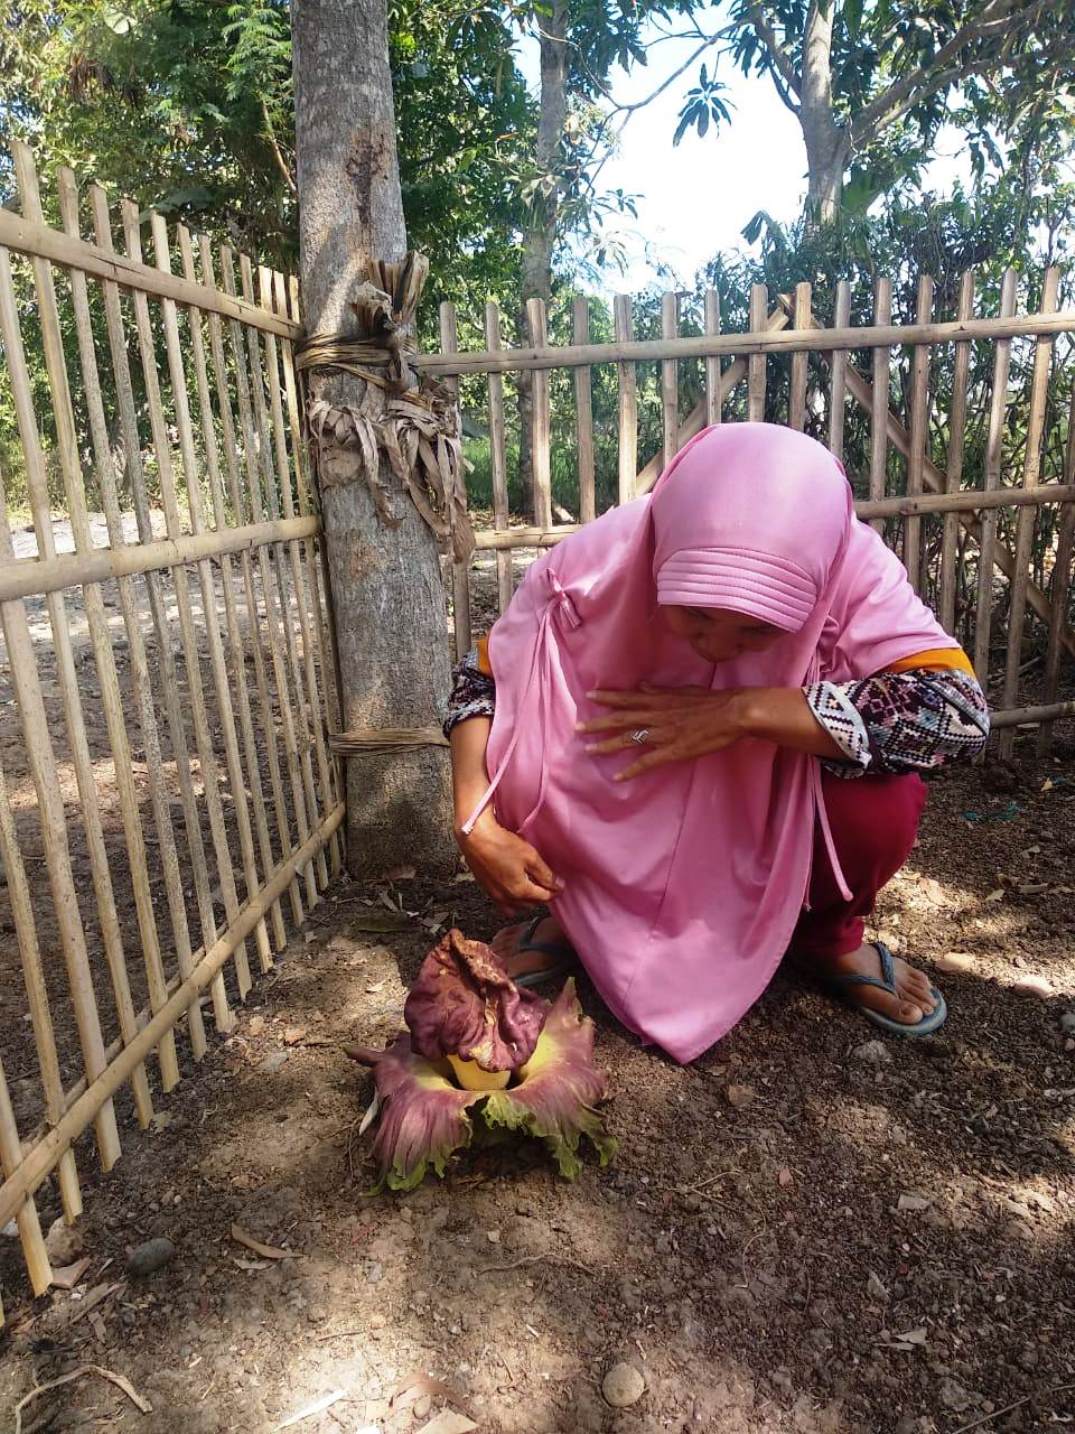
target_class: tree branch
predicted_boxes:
[749,4,802,102]
[261,99,297,195]
[849,0,1049,146]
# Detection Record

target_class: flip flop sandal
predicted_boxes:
[509,912,579,989]
[812,940,947,1037]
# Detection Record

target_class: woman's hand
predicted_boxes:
[578,683,748,780]
[456,817,563,917]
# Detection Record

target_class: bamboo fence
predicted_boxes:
[435,275,1075,743]
[0,143,343,1315]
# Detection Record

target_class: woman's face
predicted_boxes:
[662,605,783,665]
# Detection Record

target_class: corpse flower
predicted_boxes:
[350,929,617,1190]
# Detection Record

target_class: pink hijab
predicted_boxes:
[469,423,953,1063]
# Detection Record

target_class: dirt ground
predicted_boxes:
[0,736,1073,1434]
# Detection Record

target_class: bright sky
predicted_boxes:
[516,28,972,296]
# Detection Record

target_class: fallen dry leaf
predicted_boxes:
[50,1256,91,1290]
[248,1015,266,1036]
[391,1372,472,1416]
[283,1026,308,1045]
[385,864,417,882]
[726,1083,756,1110]
[777,1167,793,1188]
[897,1193,930,1212]
[416,1415,478,1434]
[230,1224,295,1261]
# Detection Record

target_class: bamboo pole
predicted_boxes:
[1040,380,1075,755]
[905,274,935,591]
[272,267,343,877]
[241,253,327,900]
[0,740,81,1221]
[573,297,596,525]
[789,281,811,432]
[939,271,975,633]
[527,297,554,529]
[637,305,792,494]
[10,153,173,1112]
[202,240,305,929]
[0,204,298,338]
[615,295,637,502]
[0,514,318,604]
[828,280,851,461]
[798,297,1075,661]
[258,262,334,893]
[60,167,194,1105]
[487,301,515,610]
[747,283,767,422]
[991,700,1075,728]
[471,484,1075,549]
[91,187,227,1039]
[0,1051,51,1298]
[0,803,345,1232]
[439,300,473,656]
[999,266,1060,758]
[974,268,1019,684]
[661,291,679,466]
[704,288,721,427]
[869,277,893,530]
[157,216,279,977]
[417,308,1075,375]
[222,246,318,910]
[127,202,256,1006]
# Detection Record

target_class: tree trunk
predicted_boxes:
[799,0,847,224]
[516,0,568,520]
[293,0,456,879]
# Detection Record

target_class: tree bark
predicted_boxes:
[293,0,456,879]
[799,0,846,224]
[516,0,568,519]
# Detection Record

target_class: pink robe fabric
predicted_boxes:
[474,423,953,1063]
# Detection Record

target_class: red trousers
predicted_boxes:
[792,770,927,959]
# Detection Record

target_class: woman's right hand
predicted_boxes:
[456,818,563,917]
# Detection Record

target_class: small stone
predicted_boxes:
[370,1313,387,1329]
[867,1271,889,1301]
[413,1394,433,1420]
[45,1216,84,1265]
[853,1039,892,1065]
[256,1050,289,1074]
[367,1262,384,1285]
[127,1236,176,1277]
[938,1377,979,1412]
[934,952,977,975]
[726,1083,756,1109]
[247,1015,266,1036]
[1012,975,1051,1000]
[897,1193,930,1212]
[283,1026,307,1045]
[1059,1011,1075,1034]
[602,1362,646,1408]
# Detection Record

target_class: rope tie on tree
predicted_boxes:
[295,252,474,563]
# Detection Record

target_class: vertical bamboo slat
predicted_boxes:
[0,1052,50,1298]
[486,301,515,611]
[92,188,228,1038]
[0,743,82,1221]
[439,301,473,655]
[573,296,596,524]
[271,267,343,876]
[828,280,851,460]
[124,199,255,1008]
[661,291,679,466]
[999,266,1060,758]
[223,246,319,911]
[869,277,893,531]
[202,240,305,928]
[905,274,935,592]
[704,288,721,427]
[527,297,554,529]
[615,295,637,502]
[974,269,1019,685]
[13,151,170,1114]
[789,282,811,432]
[1040,380,1075,754]
[748,284,767,422]
[940,271,975,634]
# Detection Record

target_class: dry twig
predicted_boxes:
[14,1364,151,1433]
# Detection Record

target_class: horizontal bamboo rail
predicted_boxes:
[472,484,1075,550]
[0,804,345,1232]
[990,701,1075,728]
[0,515,319,602]
[419,308,1075,376]
[0,206,299,340]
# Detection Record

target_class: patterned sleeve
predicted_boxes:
[805,669,990,780]
[443,648,497,737]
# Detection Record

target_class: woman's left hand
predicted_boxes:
[577,684,747,780]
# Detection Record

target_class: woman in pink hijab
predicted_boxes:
[446,423,989,1064]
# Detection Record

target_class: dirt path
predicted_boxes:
[1,752,1073,1434]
